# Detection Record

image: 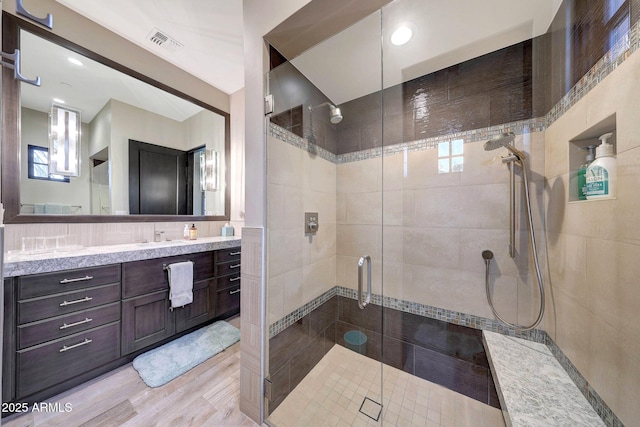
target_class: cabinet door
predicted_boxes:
[122,291,175,355]
[175,280,211,333]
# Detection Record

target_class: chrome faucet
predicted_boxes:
[154,230,165,242]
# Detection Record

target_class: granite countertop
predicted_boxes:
[483,331,605,427]
[3,236,241,277]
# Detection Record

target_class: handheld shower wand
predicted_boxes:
[482,133,545,331]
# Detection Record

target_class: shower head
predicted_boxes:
[482,250,494,261]
[309,102,343,124]
[483,132,526,160]
[329,105,343,124]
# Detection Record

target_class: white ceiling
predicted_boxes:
[292,0,563,105]
[52,0,562,106]
[20,29,203,123]
[55,0,245,95]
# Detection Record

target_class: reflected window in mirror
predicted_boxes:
[27,145,70,183]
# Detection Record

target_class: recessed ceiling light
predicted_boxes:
[68,57,83,66]
[391,25,413,46]
[53,98,65,104]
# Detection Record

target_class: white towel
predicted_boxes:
[167,261,194,309]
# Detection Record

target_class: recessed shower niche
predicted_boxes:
[568,114,616,202]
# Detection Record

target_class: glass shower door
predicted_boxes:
[264,7,385,426]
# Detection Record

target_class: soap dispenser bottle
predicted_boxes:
[189,224,197,240]
[586,132,616,199]
[577,145,596,200]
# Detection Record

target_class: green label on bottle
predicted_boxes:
[585,166,609,196]
[578,168,587,200]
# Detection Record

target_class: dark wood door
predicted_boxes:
[129,139,187,215]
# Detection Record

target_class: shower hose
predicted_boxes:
[484,155,545,331]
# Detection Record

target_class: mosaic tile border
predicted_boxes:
[268,122,337,164]
[335,118,546,164]
[546,19,638,127]
[334,286,546,342]
[268,286,337,338]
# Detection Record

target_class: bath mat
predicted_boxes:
[132,320,240,387]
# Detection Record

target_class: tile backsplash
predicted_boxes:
[4,220,242,252]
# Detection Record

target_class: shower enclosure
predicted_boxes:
[264,0,555,424]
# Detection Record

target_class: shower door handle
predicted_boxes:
[357,255,371,309]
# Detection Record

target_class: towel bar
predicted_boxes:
[163,260,193,270]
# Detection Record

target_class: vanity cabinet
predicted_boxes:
[214,247,242,318]
[2,245,241,407]
[10,265,122,401]
[121,251,214,354]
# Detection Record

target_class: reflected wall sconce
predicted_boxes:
[200,149,220,191]
[49,103,81,177]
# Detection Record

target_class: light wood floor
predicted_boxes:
[3,316,261,427]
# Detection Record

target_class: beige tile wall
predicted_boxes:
[267,135,337,324]
[335,132,545,325]
[544,49,640,426]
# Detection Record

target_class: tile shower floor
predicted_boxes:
[267,345,505,427]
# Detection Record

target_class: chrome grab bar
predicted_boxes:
[357,255,371,309]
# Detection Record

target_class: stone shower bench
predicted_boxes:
[483,331,605,427]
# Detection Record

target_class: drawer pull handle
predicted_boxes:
[230,251,241,256]
[59,338,92,353]
[229,289,241,295]
[60,317,93,330]
[59,275,94,284]
[229,276,241,282]
[230,264,241,269]
[59,296,93,307]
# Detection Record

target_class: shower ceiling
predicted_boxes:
[55,0,561,103]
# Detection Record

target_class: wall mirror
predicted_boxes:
[1,12,230,223]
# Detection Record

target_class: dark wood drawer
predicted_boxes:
[122,251,214,299]
[17,265,121,300]
[216,273,241,291]
[16,322,120,399]
[216,284,240,317]
[216,260,241,277]
[18,302,121,350]
[215,247,241,265]
[17,283,121,325]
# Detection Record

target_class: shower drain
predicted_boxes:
[359,397,382,421]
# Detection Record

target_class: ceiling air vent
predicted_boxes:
[146,28,183,52]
